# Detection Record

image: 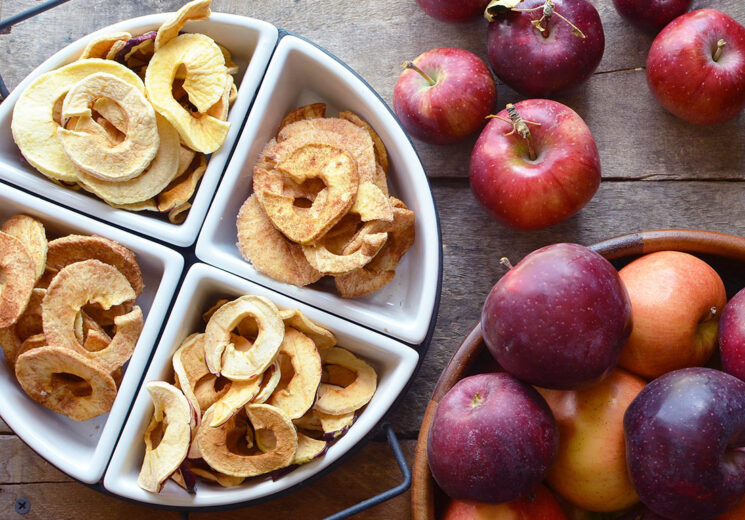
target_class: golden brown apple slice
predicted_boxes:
[268,328,322,419]
[315,348,377,415]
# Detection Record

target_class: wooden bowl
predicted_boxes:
[412,229,745,520]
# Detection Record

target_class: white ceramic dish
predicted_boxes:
[0,182,183,484]
[104,262,419,507]
[0,12,278,247]
[196,35,440,345]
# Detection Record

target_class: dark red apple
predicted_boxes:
[485,0,605,97]
[415,0,490,23]
[624,367,745,519]
[612,0,693,34]
[647,9,745,125]
[427,373,558,503]
[393,47,497,145]
[719,287,745,382]
[481,243,632,389]
[469,99,600,230]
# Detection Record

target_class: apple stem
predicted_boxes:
[713,39,726,62]
[500,257,514,270]
[514,0,586,39]
[402,61,436,87]
[471,393,484,408]
[506,103,538,160]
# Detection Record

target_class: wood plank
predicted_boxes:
[0,437,70,484]
[0,418,12,433]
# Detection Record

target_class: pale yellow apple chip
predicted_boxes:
[206,74,233,121]
[15,346,117,421]
[219,44,239,76]
[267,328,322,419]
[251,361,281,405]
[194,374,232,412]
[210,366,262,427]
[156,153,207,212]
[108,199,159,212]
[190,465,245,487]
[106,39,129,60]
[79,32,132,60]
[314,348,377,415]
[2,215,47,281]
[279,309,336,350]
[178,146,197,177]
[202,299,229,324]
[0,232,36,328]
[155,0,212,50]
[168,203,191,224]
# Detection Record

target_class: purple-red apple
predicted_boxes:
[415,0,490,23]
[647,9,745,125]
[427,373,558,503]
[618,251,726,379]
[624,367,745,519]
[469,99,600,230]
[442,485,568,519]
[719,287,745,383]
[538,368,646,512]
[485,0,605,97]
[393,47,497,145]
[481,243,632,389]
[612,0,693,34]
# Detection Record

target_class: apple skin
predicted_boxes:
[617,251,726,379]
[486,0,605,97]
[427,373,558,503]
[719,288,745,383]
[538,368,646,512]
[469,99,600,230]
[443,485,568,519]
[482,243,632,389]
[647,9,745,125]
[415,0,490,23]
[393,47,497,145]
[611,0,693,34]
[625,367,745,520]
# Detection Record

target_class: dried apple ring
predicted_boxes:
[277,103,326,133]
[2,215,47,281]
[77,114,180,205]
[350,182,393,222]
[339,110,389,176]
[302,225,388,276]
[251,361,281,405]
[172,333,207,420]
[145,33,229,153]
[189,463,244,488]
[194,374,232,413]
[16,333,46,359]
[11,59,144,183]
[14,288,46,341]
[279,309,336,351]
[58,72,160,181]
[15,346,117,421]
[0,232,36,329]
[236,195,321,287]
[210,364,263,427]
[138,381,192,493]
[314,348,377,415]
[154,0,212,50]
[292,433,328,465]
[203,295,284,379]
[156,153,206,212]
[206,75,233,121]
[198,404,297,477]
[79,32,132,60]
[46,235,144,296]
[0,327,22,365]
[268,328,322,419]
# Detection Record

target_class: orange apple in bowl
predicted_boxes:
[617,251,726,379]
[537,369,646,512]
[442,485,568,520]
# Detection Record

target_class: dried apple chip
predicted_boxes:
[339,110,389,176]
[15,346,117,421]
[172,333,208,421]
[156,153,207,212]
[349,181,393,222]
[268,328,322,419]
[251,361,281,404]
[206,74,233,121]
[194,374,232,412]
[154,0,212,50]
[11,59,144,183]
[317,406,356,440]
[279,309,336,351]
[302,225,388,276]
[14,288,45,341]
[138,381,192,493]
[115,31,157,63]
[236,195,321,287]
[146,33,229,153]
[277,103,326,132]
[59,72,160,182]
[168,203,191,224]
[190,464,245,488]
[292,432,328,465]
[46,234,144,296]
[0,232,36,328]
[16,333,46,359]
[77,114,181,205]
[203,295,284,380]
[79,32,132,60]
[2,215,47,281]
[315,348,377,415]
[210,368,263,427]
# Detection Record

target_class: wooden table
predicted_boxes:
[1,0,743,518]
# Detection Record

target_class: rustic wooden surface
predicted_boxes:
[1,0,744,518]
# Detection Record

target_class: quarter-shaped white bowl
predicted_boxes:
[196,34,440,345]
[0,12,278,247]
[104,262,419,508]
[0,182,183,484]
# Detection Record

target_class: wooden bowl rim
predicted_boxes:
[411,229,745,520]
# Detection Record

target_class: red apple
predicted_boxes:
[647,9,745,125]
[443,485,568,519]
[469,99,600,230]
[415,0,490,23]
[612,0,693,34]
[618,251,726,379]
[427,373,558,503]
[393,48,497,145]
[718,287,745,382]
[485,0,605,97]
[482,243,632,389]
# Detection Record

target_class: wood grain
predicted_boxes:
[0,437,70,484]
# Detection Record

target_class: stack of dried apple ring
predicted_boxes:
[10,0,238,223]
[237,104,416,298]
[0,214,144,421]
[138,294,378,493]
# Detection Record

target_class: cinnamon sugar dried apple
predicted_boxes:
[0,231,36,328]
[1,215,47,281]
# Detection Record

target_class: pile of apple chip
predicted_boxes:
[10,0,237,223]
[0,214,144,421]
[236,103,416,298]
[138,294,378,493]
